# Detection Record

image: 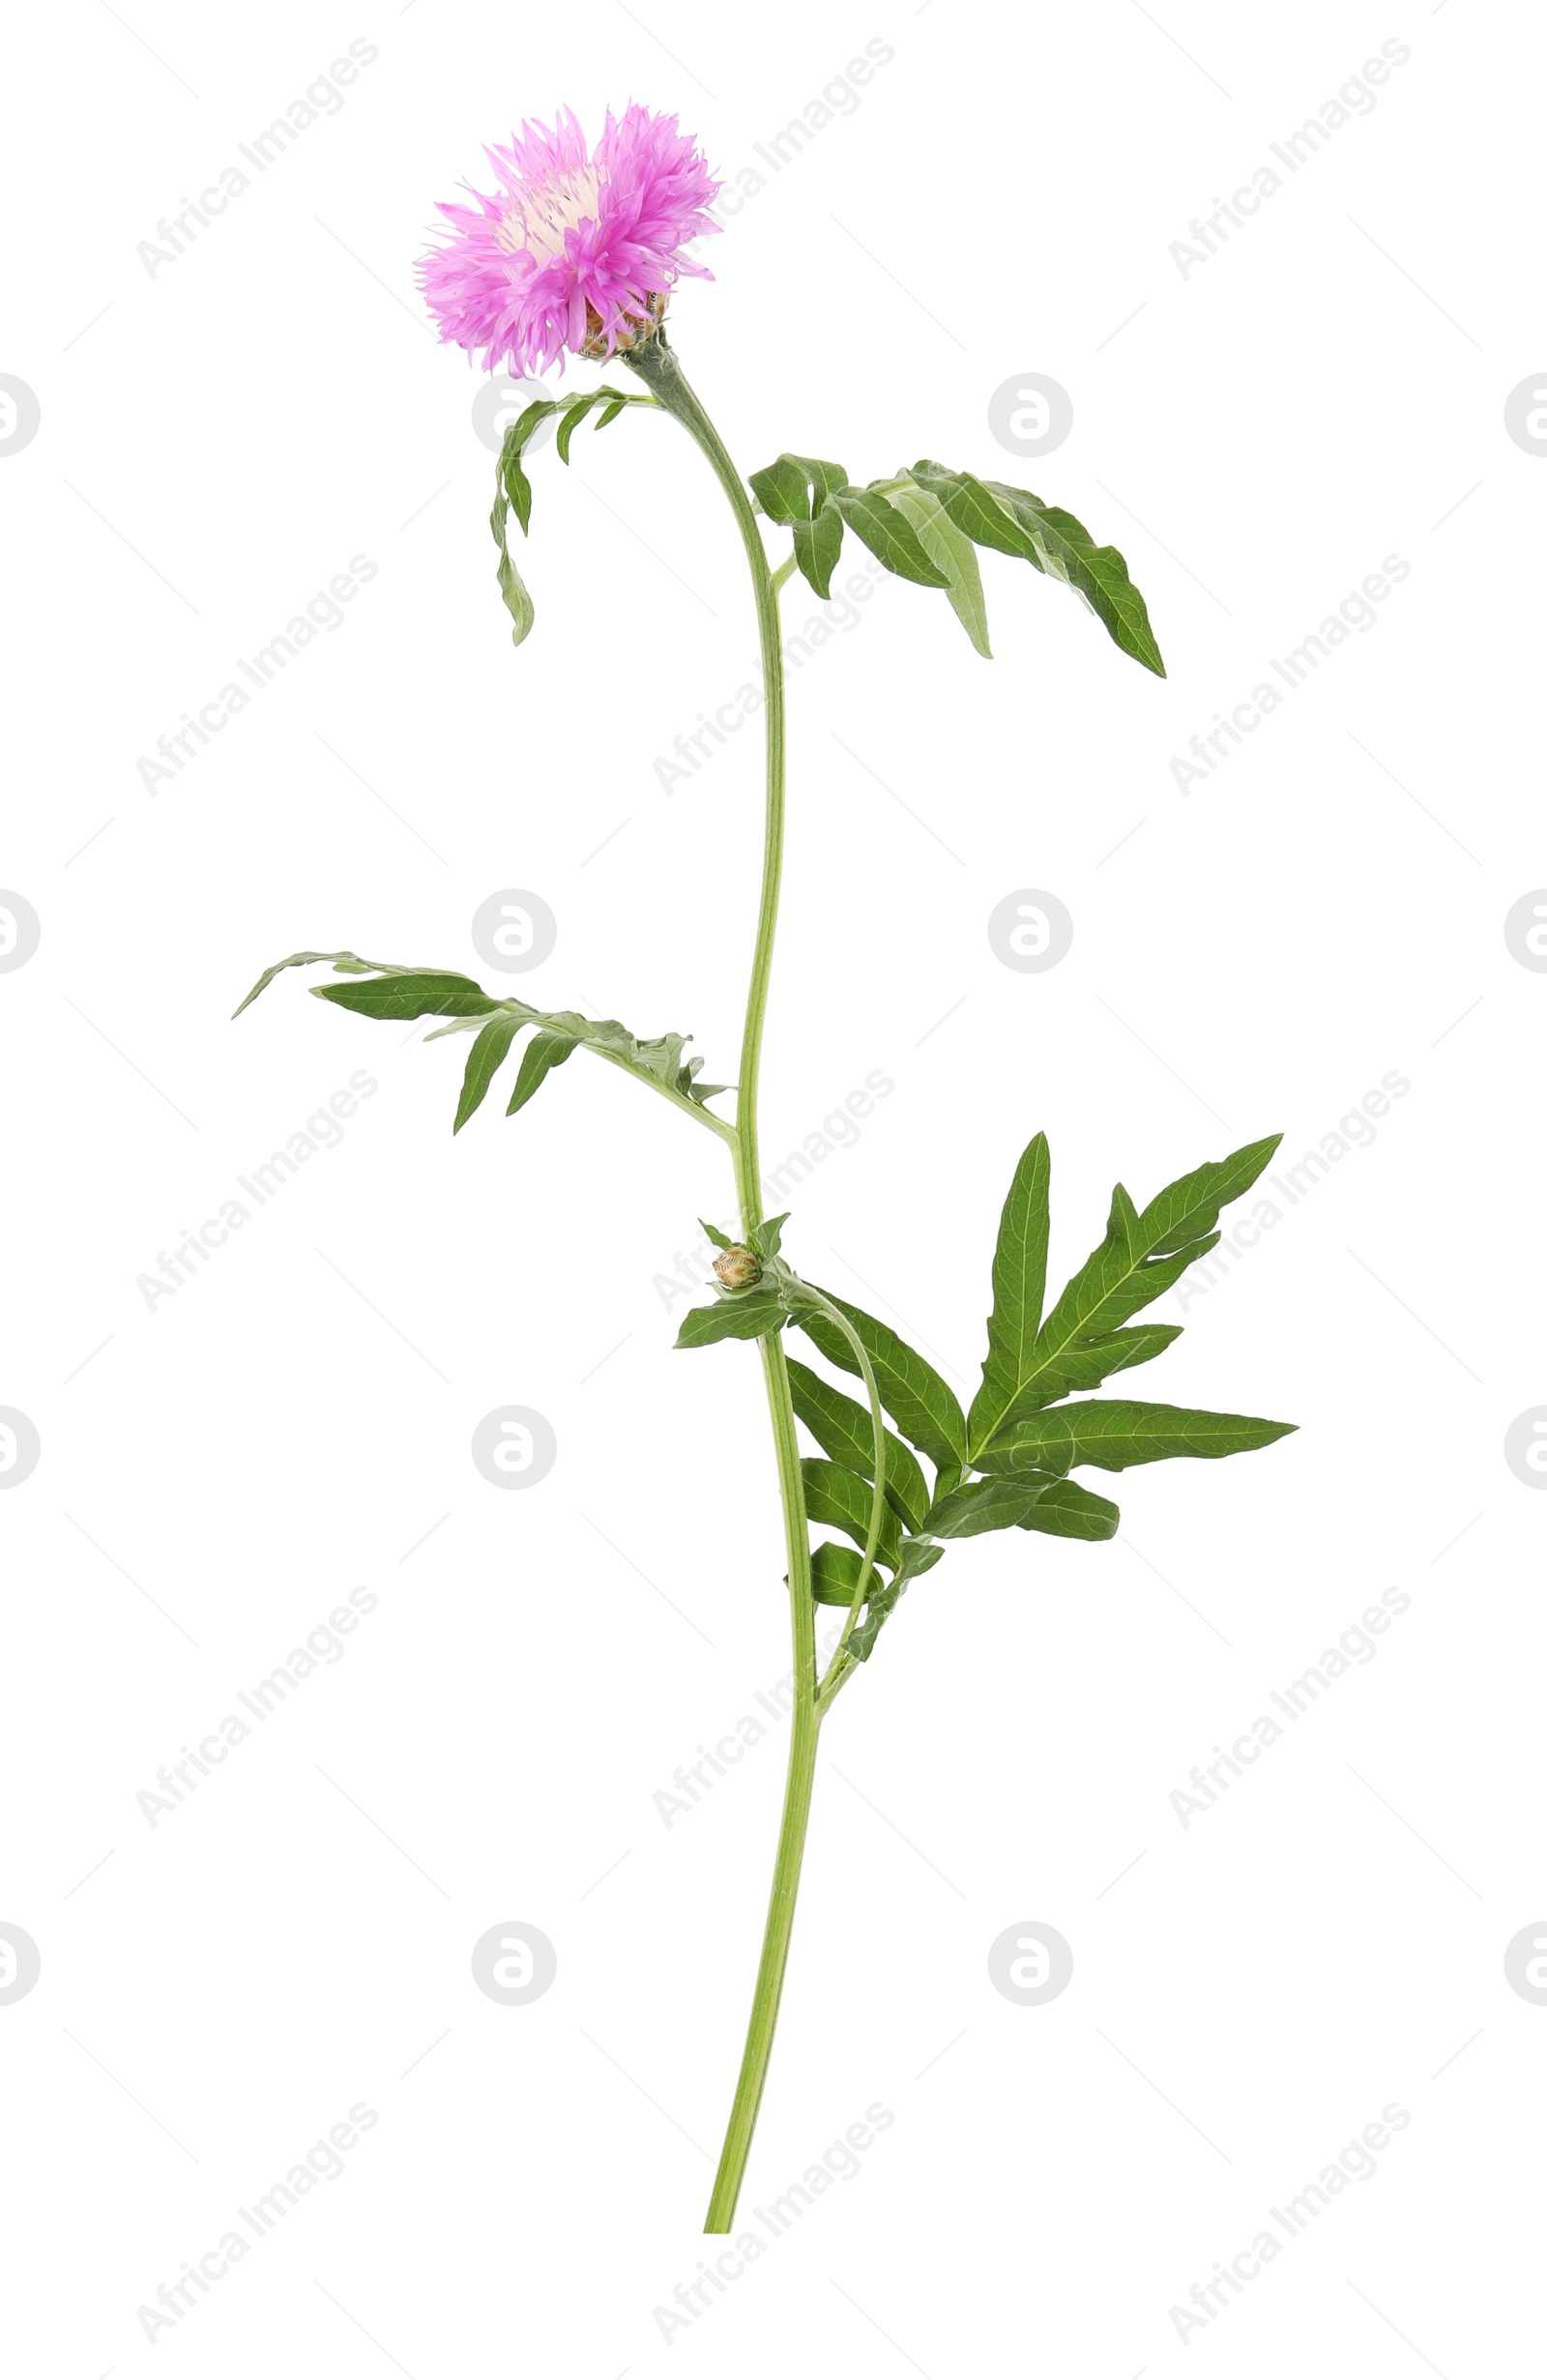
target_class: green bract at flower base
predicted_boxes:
[236,310,1292,2237]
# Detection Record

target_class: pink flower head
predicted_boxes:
[418,104,721,376]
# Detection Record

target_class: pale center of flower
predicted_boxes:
[499,165,604,261]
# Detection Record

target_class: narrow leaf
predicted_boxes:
[798,1291,967,1474]
[315,972,499,1022]
[233,948,409,1019]
[453,1012,524,1133]
[966,1132,1052,1457]
[924,1476,1054,1538]
[506,1029,575,1115]
[787,1357,929,1534]
[995,1400,1297,1474]
[675,1292,784,1350]
[996,1322,1183,1417]
[1015,1479,1120,1541]
[800,1458,902,1569]
[1019,1137,1281,1412]
[886,481,992,656]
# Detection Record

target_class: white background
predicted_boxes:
[3,0,1543,2370]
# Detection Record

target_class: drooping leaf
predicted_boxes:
[883,480,991,656]
[798,1291,967,1475]
[990,1400,1296,1474]
[675,1291,784,1350]
[505,1029,575,1116]
[800,1458,902,1569]
[1009,1137,1281,1418]
[830,487,950,588]
[923,1476,1057,1539]
[453,1012,525,1133]
[966,1131,1052,1457]
[232,947,416,1019]
[793,504,844,600]
[787,1357,929,1534]
[491,476,536,647]
[905,459,1164,677]
[1014,1479,1121,1541]
[316,972,499,1022]
[490,388,653,647]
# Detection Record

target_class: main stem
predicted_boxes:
[626,334,816,2233]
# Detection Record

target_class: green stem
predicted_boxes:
[626,334,813,2235]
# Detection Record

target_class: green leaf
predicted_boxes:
[800,1459,902,1569]
[810,1541,868,1606]
[923,1476,1057,1538]
[896,1535,945,1585]
[699,1217,736,1252]
[748,452,848,521]
[797,1291,967,1475]
[748,454,813,523]
[831,488,950,588]
[846,1574,902,1663]
[315,972,499,1023]
[983,480,1164,678]
[787,1357,929,1534]
[966,1131,1052,1457]
[491,479,536,648]
[906,459,1164,677]
[453,1012,525,1133]
[750,1213,789,1263]
[1015,1479,1120,1541]
[1007,1136,1281,1423]
[999,1322,1184,1411]
[232,947,414,1019]
[884,480,992,656]
[506,1029,575,1116]
[793,504,844,600]
[676,1292,784,1350]
[991,1399,1296,1474]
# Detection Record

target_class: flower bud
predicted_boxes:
[713,1245,762,1290]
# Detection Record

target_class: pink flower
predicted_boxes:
[418,105,721,377]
